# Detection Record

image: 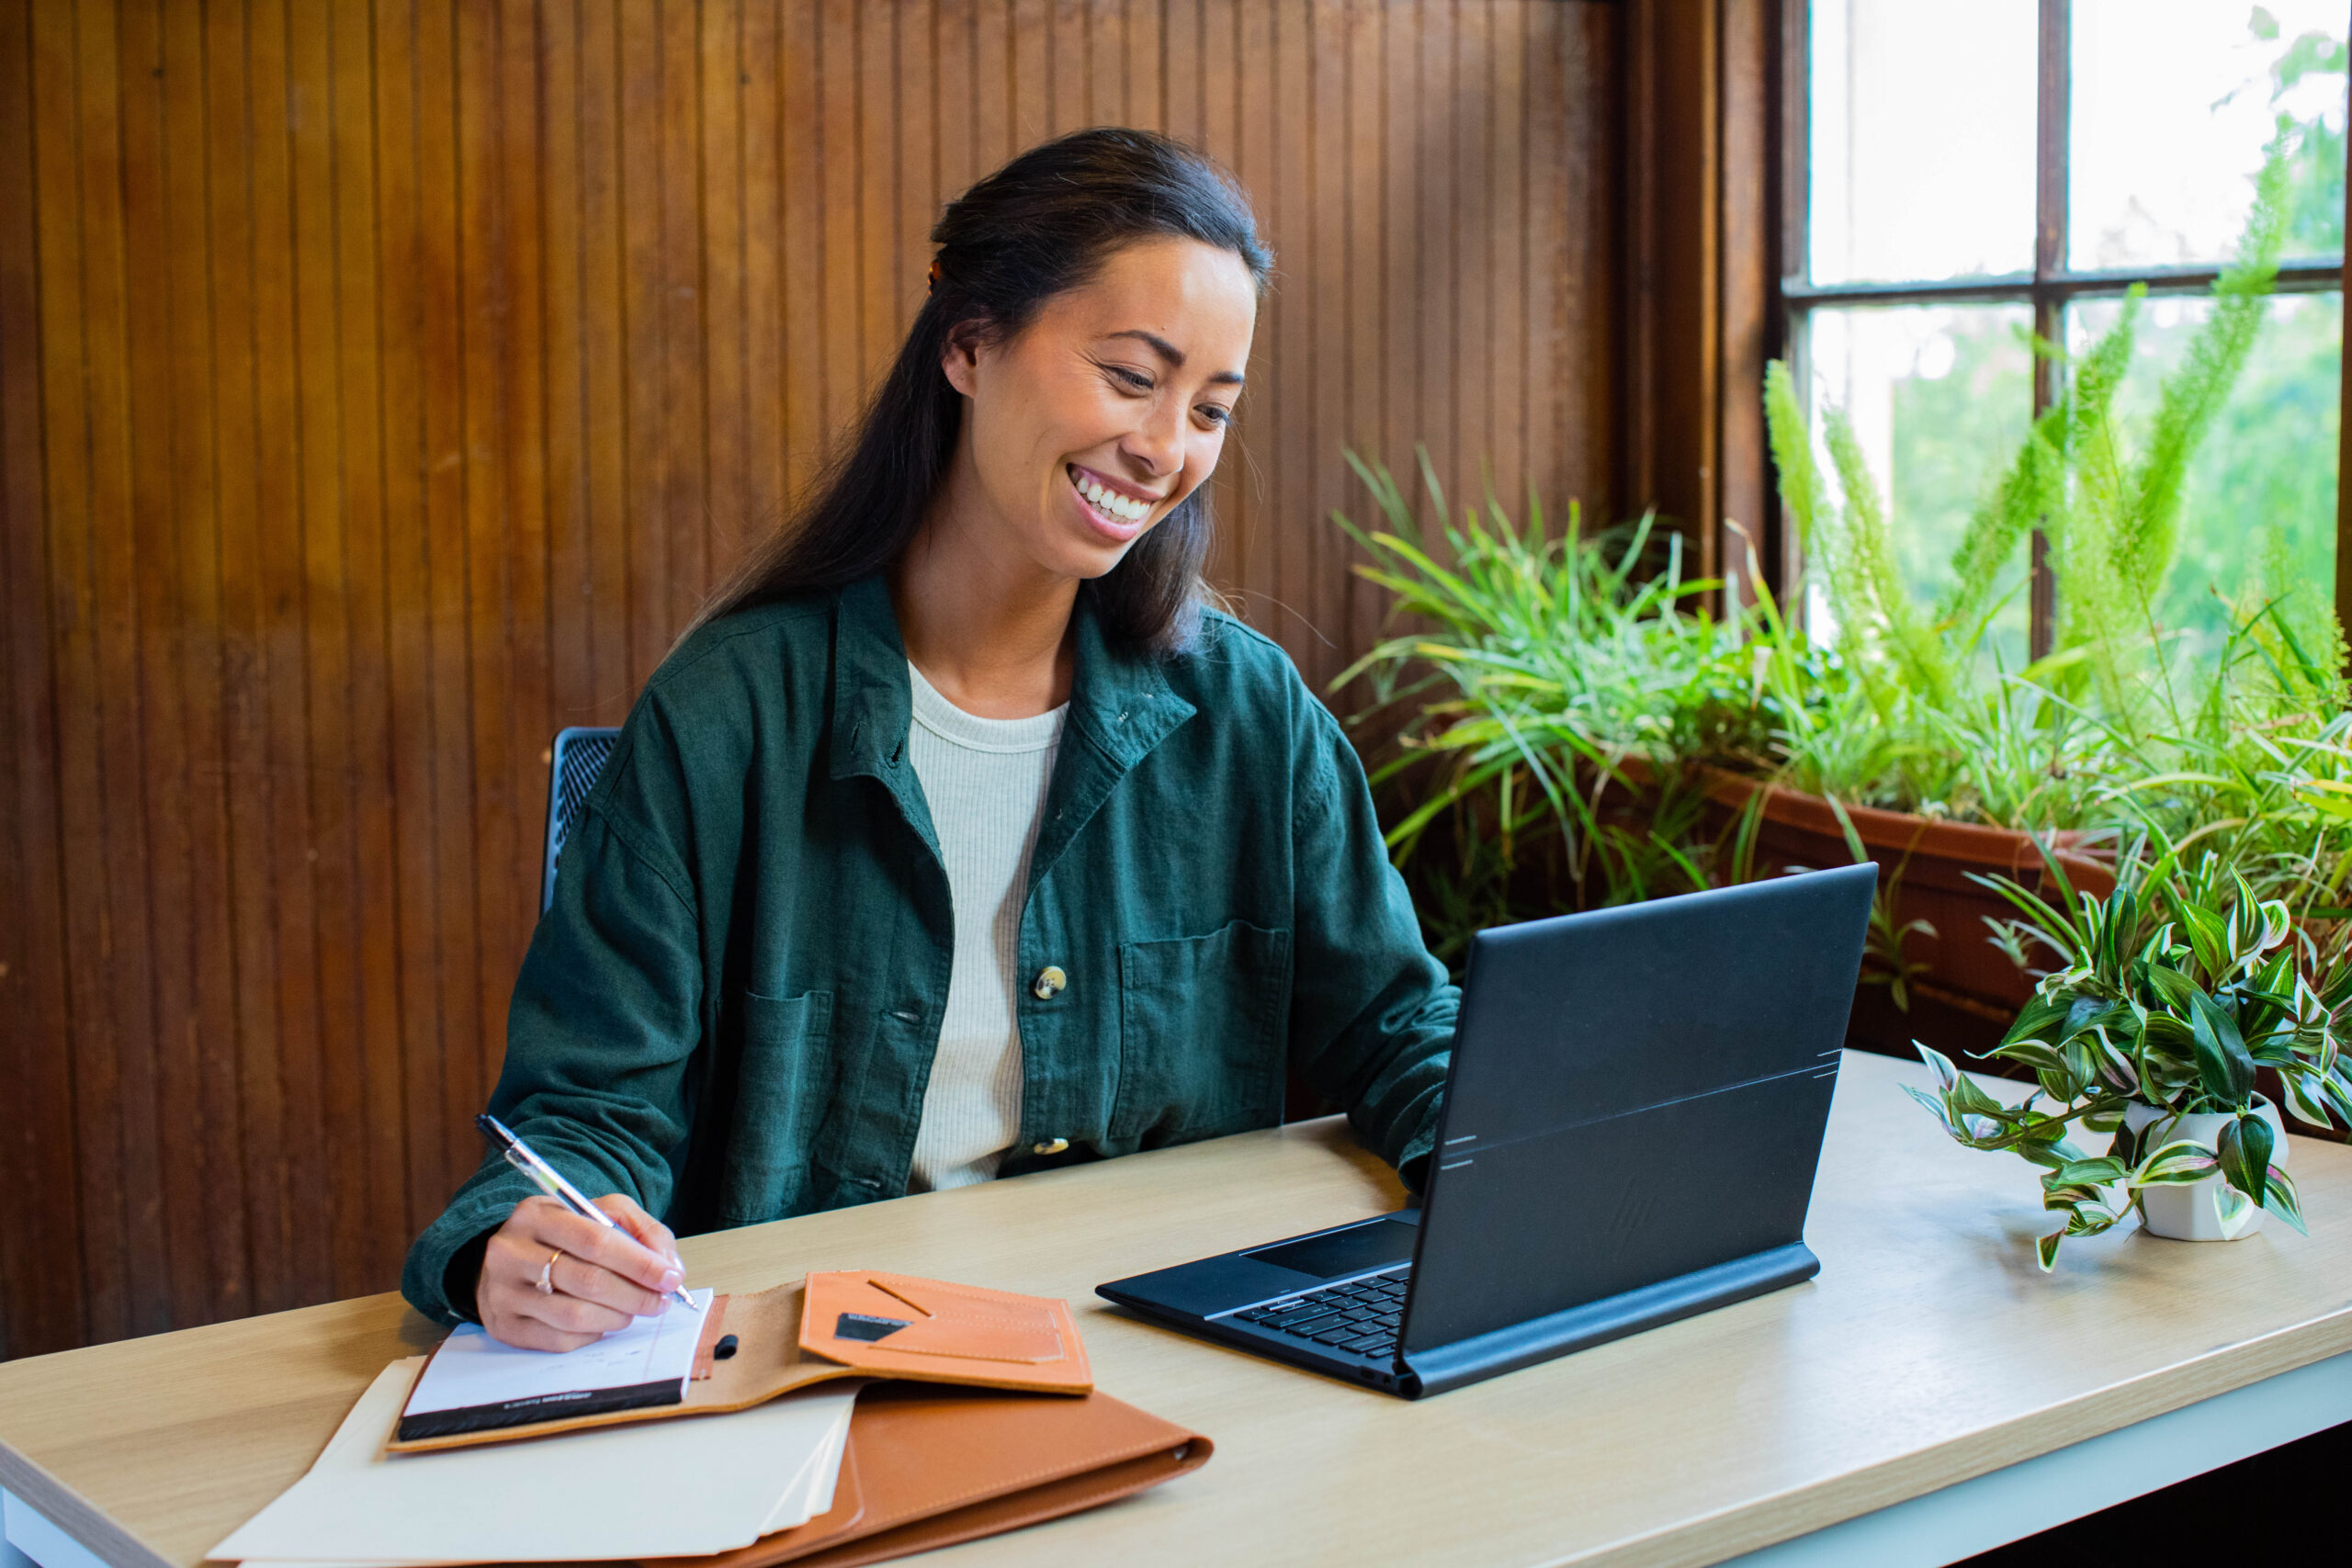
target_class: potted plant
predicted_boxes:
[1906,843,2352,1268]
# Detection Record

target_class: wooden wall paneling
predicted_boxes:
[853,4,893,451]
[422,0,490,1194]
[659,0,708,632]
[1272,1,1312,682]
[1009,0,1046,153]
[1306,0,1348,698]
[1160,0,1197,150]
[31,0,133,1347]
[198,0,283,1321]
[256,0,340,1317]
[1526,0,1567,506]
[779,0,823,513]
[1491,3,1528,513]
[1340,0,1383,670]
[1453,0,1492,541]
[1376,0,1416,565]
[899,2,940,345]
[1717,0,1776,600]
[1234,0,1274,637]
[972,0,1011,178]
[1193,0,1237,595]
[543,0,594,728]
[1046,0,1081,136]
[742,0,786,544]
[3,0,1623,1359]
[110,0,195,1335]
[815,1,857,454]
[618,1,665,686]
[1125,0,1159,132]
[335,0,406,1300]
[1622,0,1780,593]
[288,0,365,1306]
[894,2,936,397]
[495,0,554,1143]
[1548,0,1615,516]
[161,0,246,1330]
[0,0,83,1360]
[704,0,747,597]
[376,0,449,1248]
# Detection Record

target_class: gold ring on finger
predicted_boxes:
[537,1247,563,1295]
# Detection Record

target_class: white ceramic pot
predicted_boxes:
[2120,1097,2288,1242]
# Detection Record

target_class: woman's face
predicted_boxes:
[941,235,1259,581]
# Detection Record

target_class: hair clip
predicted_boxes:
[927,257,943,295]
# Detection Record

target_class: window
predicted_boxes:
[1782,0,2347,660]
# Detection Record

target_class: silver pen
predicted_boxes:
[476,1112,703,1314]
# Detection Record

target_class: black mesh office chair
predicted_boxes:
[542,727,621,912]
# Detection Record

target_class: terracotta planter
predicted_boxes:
[1690,767,2117,1018]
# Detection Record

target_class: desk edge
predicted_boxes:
[0,1446,173,1568]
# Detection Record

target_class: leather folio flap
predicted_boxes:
[637,1382,1213,1568]
[388,1276,1091,1455]
[797,1271,1091,1392]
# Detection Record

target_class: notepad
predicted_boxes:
[395,1288,712,1441]
[215,1355,859,1564]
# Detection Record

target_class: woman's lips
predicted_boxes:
[1067,464,1152,542]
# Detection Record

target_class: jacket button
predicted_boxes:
[1030,965,1067,999]
[1032,1137,1069,1156]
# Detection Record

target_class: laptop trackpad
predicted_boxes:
[1244,1217,1419,1280]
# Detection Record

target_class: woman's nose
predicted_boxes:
[1124,400,1185,478]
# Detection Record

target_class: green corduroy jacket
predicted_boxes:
[401,574,1458,1325]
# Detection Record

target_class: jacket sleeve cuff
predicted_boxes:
[400,1168,540,1326]
[1394,1111,1440,1195]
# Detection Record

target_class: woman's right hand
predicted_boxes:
[475,1193,686,1351]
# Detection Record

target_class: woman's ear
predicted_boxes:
[940,321,984,399]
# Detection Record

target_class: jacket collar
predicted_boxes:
[826,572,1197,784]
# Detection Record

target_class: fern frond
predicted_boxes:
[1824,403,1956,708]
[2120,152,2288,603]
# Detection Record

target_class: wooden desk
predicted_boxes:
[4,1051,2350,1568]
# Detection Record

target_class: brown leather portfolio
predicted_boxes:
[389,1273,1091,1454]
[636,1382,1213,1568]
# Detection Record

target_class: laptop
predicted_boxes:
[1097,863,1877,1399]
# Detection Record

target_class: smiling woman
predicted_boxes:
[399,129,1460,1351]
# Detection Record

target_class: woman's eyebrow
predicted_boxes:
[1107,328,1246,387]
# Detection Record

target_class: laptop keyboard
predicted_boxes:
[1229,1266,1410,1358]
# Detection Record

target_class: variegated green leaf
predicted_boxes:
[2134,1139,2221,1185]
[2187,988,2256,1106]
[2280,1071,2335,1129]
[2217,1114,2274,1207]
[2262,1166,2309,1235]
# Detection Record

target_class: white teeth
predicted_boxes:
[1074,469,1148,524]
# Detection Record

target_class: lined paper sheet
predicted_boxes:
[402,1287,712,1421]
[216,1356,858,1563]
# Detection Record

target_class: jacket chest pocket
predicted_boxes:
[1111,920,1292,1143]
[718,988,833,1225]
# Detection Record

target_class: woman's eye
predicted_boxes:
[1109,366,1153,391]
[1197,404,1233,427]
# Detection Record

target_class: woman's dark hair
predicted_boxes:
[695,127,1272,655]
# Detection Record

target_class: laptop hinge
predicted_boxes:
[1395,1242,1820,1400]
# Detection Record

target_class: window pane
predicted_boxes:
[1801,305,2038,668]
[2065,291,2342,665]
[2071,1,2347,271]
[1808,0,2036,285]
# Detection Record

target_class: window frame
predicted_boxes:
[1775,0,2351,657]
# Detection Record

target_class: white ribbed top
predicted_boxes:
[902,661,1067,1192]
